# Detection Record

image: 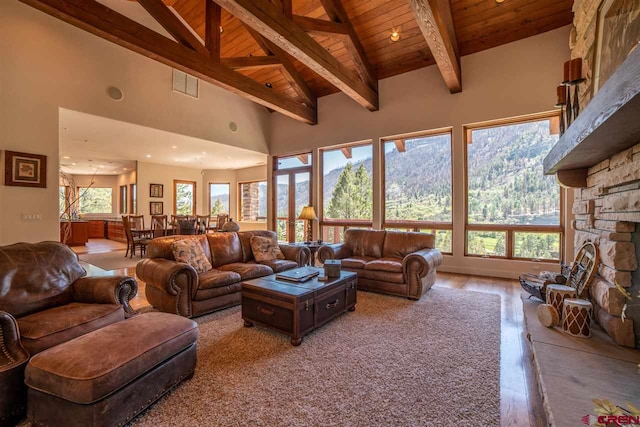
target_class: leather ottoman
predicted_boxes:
[25,312,198,427]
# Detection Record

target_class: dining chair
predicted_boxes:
[196,215,210,234]
[176,218,196,235]
[212,214,229,232]
[123,216,150,258]
[151,215,168,238]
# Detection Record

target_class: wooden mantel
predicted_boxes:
[543,46,640,187]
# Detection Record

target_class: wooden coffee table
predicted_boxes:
[241,268,357,346]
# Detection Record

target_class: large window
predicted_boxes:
[174,180,196,215]
[239,181,267,222]
[465,114,562,260]
[59,186,68,216]
[320,142,373,242]
[130,184,137,214]
[273,153,312,242]
[209,183,230,215]
[382,130,453,253]
[119,185,127,214]
[78,187,112,214]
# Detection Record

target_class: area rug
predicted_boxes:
[78,250,143,271]
[132,288,501,426]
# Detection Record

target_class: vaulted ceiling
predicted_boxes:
[20,0,574,124]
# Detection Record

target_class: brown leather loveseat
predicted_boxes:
[0,241,138,425]
[136,230,310,318]
[317,229,443,300]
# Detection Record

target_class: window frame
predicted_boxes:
[463,112,564,262]
[129,183,137,214]
[76,186,114,215]
[208,182,231,216]
[173,179,197,216]
[119,185,128,215]
[380,127,454,255]
[318,140,374,236]
[238,180,267,222]
[272,152,313,241]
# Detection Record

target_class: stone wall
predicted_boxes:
[572,144,640,347]
[568,0,640,347]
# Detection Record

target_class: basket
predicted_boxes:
[519,277,546,302]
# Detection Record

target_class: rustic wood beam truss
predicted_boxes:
[408,0,462,93]
[341,147,352,159]
[137,0,207,55]
[20,0,317,124]
[394,139,406,153]
[214,0,378,111]
[244,25,316,108]
[205,0,221,61]
[221,56,281,70]
[292,15,349,36]
[319,0,377,91]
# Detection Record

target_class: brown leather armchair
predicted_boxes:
[0,241,138,424]
[317,229,443,300]
[137,230,310,318]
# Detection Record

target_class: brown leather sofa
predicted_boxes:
[317,229,443,300]
[136,230,310,318]
[0,241,138,425]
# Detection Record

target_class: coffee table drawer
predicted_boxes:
[316,288,346,325]
[242,297,293,334]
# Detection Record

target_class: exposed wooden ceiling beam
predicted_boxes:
[281,0,292,19]
[205,0,221,61]
[292,15,349,36]
[244,25,316,108]
[214,0,378,111]
[341,147,352,159]
[408,0,462,93]
[21,0,316,124]
[394,139,406,153]
[319,0,377,91]
[137,0,208,55]
[296,153,309,165]
[221,56,281,70]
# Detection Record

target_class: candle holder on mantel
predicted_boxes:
[562,60,572,126]
[568,58,585,121]
[555,85,567,135]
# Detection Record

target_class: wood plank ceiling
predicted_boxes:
[20,0,574,124]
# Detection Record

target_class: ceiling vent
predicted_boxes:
[173,69,199,99]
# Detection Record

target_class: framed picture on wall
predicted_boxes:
[593,0,640,94]
[150,201,163,215]
[4,150,47,188]
[150,183,163,198]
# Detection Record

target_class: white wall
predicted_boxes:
[0,0,270,244]
[269,26,573,279]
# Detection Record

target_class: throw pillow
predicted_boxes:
[251,235,285,262]
[170,239,213,273]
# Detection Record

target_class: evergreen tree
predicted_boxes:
[210,198,225,215]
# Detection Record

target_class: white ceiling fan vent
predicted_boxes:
[173,69,199,99]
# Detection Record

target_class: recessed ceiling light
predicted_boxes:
[145,154,151,158]
[62,156,70,159]
[390,30,400,42]
[220,26,224,34]
[71,162,77,165]
[202,151,206,155]
[265,82,272,88]
[123,168,128,171]
[227,156,232,159]
[172,145,177,149]
[495,0,505,3]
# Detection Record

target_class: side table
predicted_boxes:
[289,242,327,266]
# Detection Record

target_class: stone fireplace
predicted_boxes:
[572,144,640,347]
[543,0,640,348]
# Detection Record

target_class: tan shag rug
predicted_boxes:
[132,288,501,426]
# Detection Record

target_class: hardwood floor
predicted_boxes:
[82,239,545,427]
